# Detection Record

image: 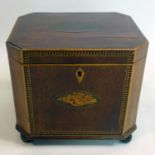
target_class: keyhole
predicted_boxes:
[77,71,82,77]
[75,68,85,83]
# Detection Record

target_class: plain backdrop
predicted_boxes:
[0,0,155,154]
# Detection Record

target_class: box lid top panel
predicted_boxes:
[7,13,148,50]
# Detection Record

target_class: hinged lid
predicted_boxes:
[6,12,148,64]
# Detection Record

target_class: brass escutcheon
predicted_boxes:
[75,67,85,83]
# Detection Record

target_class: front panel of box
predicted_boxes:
[24,64,131,135]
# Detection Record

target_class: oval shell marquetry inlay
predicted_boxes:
[57,91,98,107]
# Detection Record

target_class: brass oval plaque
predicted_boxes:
[57,91,98,107]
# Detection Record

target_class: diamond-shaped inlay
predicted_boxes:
[75,68,85,83]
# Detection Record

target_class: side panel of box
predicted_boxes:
[6,43,22,63]
[8,56,30,134]
[123,45,148,133]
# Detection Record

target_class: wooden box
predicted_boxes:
[6,13,148,143]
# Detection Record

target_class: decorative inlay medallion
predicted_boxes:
[57,91,98,107]
[75,68,85,83]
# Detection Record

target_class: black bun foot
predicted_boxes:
[20,134,33,143]
[120,135,132,143]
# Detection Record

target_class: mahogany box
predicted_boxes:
[6,13,148,143]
